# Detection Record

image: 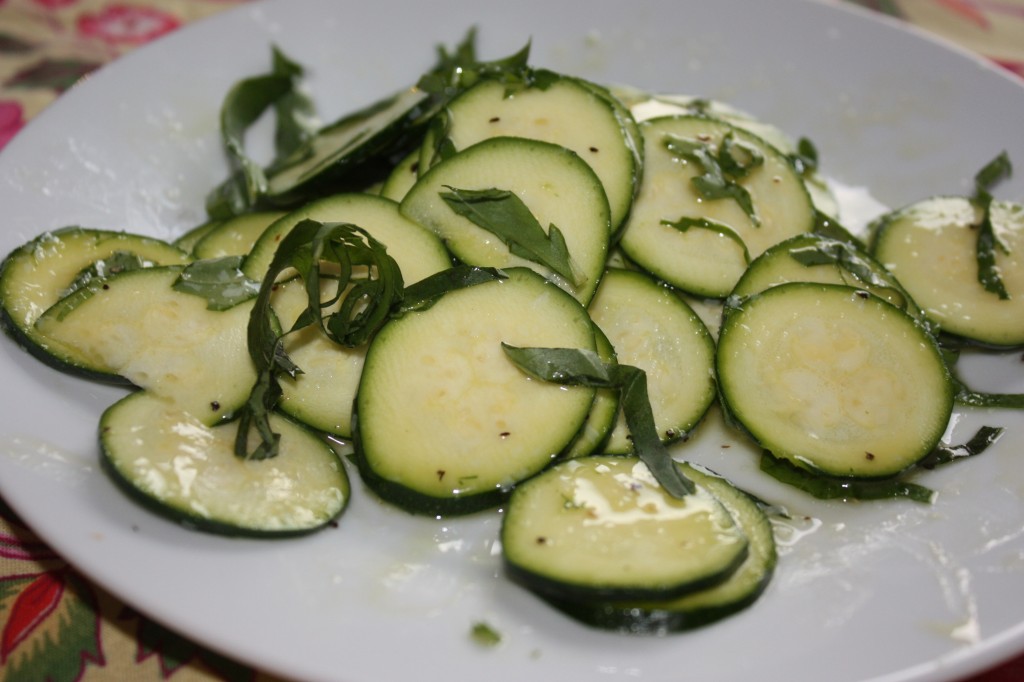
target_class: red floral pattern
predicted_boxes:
[76,5,180,45]
[0,100,23,149]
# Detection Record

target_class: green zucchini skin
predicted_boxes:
[353,267,597,517]
[100,391,349,537]
[717,282,954,479]
[501,455,749,603]
[541,462,777,633]
[0,227,190,382]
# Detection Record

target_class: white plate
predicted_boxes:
[2,1,1024,681]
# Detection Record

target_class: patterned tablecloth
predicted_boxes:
[0,1,1023,681]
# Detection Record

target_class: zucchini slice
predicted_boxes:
[191,211,285,260]
[587,268,716,454]
[401,136,611,304]
[618,115,815,298]
[543,462,777,632]
[501,455,749,602]
[619,90,838,219]
[418,72,639,232]
[243,193,450,285]
[101,391,349,536]
[35,266,256,423]
[354,267,597,516]
[262,87,432,207]
[717,282,954,478]
[379,150,421,202]
[731,232,927,325]
[173,219,222,255]
[870,197,1024,347]
[563,324,620,459]
[0,227,190,380]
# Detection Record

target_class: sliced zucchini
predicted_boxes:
[353,267,597,516]
[563,324,620,459]
[617,89,838,218]
[717,282,954,478]
[35,266,255,423]
[243,193,450,285]
[262,86,432,207]
[543,462,776,632]
[618,115,816,298]
[731,232,926,325]
[379,150,421,202]
[271,277,366,437]
[191,211,285,260]
[501,455,749,602]
[870,197,1024,347]
[173,219,222,254]
[401,136,610,304]
[418,72,639,232]
[0,227,190,380]
[587,268,716,454]
[101,390,349,536]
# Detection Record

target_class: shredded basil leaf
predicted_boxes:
[918,426,1004,468]
[63,251,153,298]
[661,216,751,265]
[972,151,1013,300]
[758,453,936,504]
[760,426,1004,503]
[235,222,504,460]
[440,186,582,286]
[206,46,310,219]
[663,131,763,226]
[172,256,261,311]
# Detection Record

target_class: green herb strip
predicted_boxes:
[440,186,582,287]
[759,426,1004,503]
[972,151,1013,300]
[234,218,505,460]
[173,256,261,311]
[661,216,751,265]
[663,131,763,226]
[206,46,310,218]
[501,344,695,498]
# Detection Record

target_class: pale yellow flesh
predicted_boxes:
[271,278,367,438]
[619,116,815,298]
[402,137,610,304]
[243,193,450,284]
[503,456,747,592]
[358,269,596,498]
[587,269,716,454]
[102,391,348,532]
[719,284,952,477]
[36,268,255,422]
[420,77,637,230]
[2,229,188,339]
[192,211,285,259]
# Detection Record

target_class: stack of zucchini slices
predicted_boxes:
[1,33,1018,634]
